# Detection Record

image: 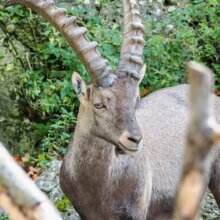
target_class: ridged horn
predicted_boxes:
[117,0,145,80]
[6,0,117,87]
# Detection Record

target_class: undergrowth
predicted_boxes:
[0,0,219,166]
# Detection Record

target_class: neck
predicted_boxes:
[67,125,115,174]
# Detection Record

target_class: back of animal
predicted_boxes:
[137,84,220,218]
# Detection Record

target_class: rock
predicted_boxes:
[6,24,15,34]
[139,1,147,6]
[152,8,163,18]
[0,160,80,219]
[0,209,4,217]
[34,160,220,220]
[84,0,90,4]
[0,159,219,219]
[36,160,80,220]
[36,160,62,194]
[156,0,165,4]
[201,192,220,219]
[167,6,176,12]
[166,24,175,31]
[62,208,81,220]
[0,28,37,155]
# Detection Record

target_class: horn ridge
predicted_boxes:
[6,0,116,87]
[117,0,145,80]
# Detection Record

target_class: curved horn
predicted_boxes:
[117,0,145,80]
[6,0,116,87]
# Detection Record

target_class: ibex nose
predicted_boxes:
[118,131,142,154]
[127,134,142,145]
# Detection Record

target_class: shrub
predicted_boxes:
[0,0,219,160]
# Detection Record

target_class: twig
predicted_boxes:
[26,51,32,70]
[27,8,38,48]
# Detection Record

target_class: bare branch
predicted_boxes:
[174,61,220,220]
[0,142,62,220]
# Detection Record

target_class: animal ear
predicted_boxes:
[139,64,146,84]
[72,72,88,103]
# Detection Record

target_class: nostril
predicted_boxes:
[127,136,142,144]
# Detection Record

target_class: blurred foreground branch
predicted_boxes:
[174,62,220,220]
[0,142,62,220]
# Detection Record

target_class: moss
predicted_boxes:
[55,196,72,213]
[0,50,37,154]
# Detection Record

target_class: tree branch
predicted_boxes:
[0,142,62,220]
[174,61,220,220]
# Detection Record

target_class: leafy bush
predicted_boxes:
[142,0,220,90]
[0,0,219,161]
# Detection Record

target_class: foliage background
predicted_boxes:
[0,0,219,167]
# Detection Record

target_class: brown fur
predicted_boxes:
[60,79,220,220]
[7,0,218,219]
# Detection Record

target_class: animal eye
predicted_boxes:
[94,103,104,109]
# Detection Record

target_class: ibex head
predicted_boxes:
[72,64,145,153]
[7,0,145,154]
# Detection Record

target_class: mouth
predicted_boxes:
[115,142,139,155]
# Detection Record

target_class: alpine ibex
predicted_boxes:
[7,0,220,219]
